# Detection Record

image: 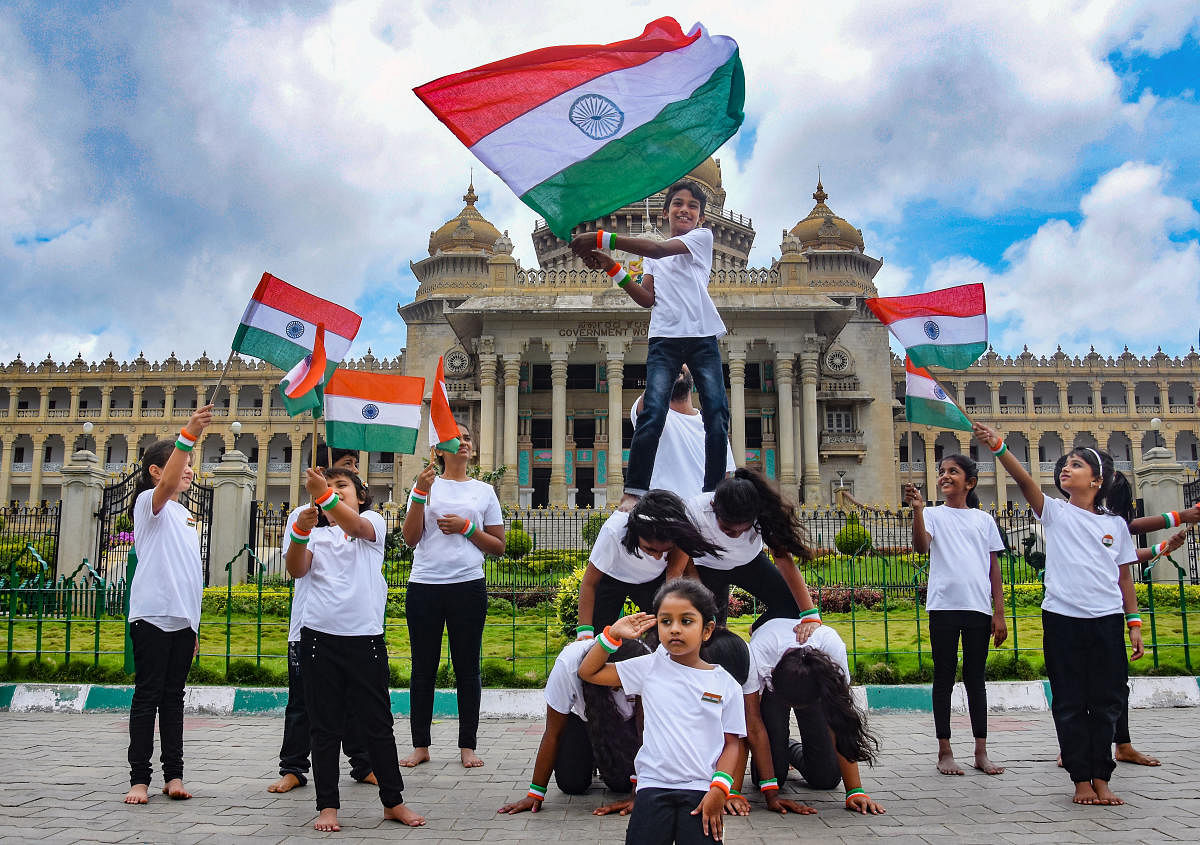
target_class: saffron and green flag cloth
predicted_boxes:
[324,370,426,454]
[905,358,973,432]
[414,17,745,240]
[278,323,328,417]
[430,356,461,454]
[231,273,362,416]
[865,283,987,370]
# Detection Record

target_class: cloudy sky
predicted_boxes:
[2,0,1198,367]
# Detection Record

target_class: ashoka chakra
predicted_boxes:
[569,94,624,140]
[923,320,940,341]
[361,403,380,420]
[285,320,306,339]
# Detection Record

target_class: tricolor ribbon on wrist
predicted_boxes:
[598,625,622,653]
[758,778,779,793]
[289,524,311,545]
[845,787,867,805]
[710,771,733,797]
[409,487,429,505]
[176,428,197,452]
[575,625,595,640]
[1126,612,1142,629]
[606,262,631,288]
[527,782,547,801]
[315,489,339,511]
[990,439,1008,457]
[1162,511,1182,528]
[460,519,477,538]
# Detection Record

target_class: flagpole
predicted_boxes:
[311,412,320,472]
[206,350,236,406]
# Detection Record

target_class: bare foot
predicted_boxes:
[1115,743,1161,766]
[1091,780,1125,806]
[356,772,378,785]
[461,748,485,768]
[1072,782,1100,805]
[123,784,149,805]
[1057,753,1063,767]
[973,751,1004,775]
[267,773,302,793]
[399,747,430,767]
[617,493,639,512]
[937,750,964,775]
[314,808,340,832]
[162,779,192,800]
[383,803,426,827]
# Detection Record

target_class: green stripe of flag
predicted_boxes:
[521,51,744,240]
[325,420,419,453]
[906,341,988,371]
[905,395,973,432]
[232,325,310,372]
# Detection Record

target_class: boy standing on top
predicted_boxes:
[570,180,730,511]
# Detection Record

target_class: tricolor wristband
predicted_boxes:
[710,771,733,796]
[990,439,1008,457]
[758,778,779,793]
[575,625,595,640]
[598,626,622,654]
[606,262,631,288]
[845,787,866,801]
[798,607,821,621]
[527,782,547,802]
[595,229,617,250]
[289,526,311,545]
[315,490,339,511]
[1151,541,1168,557]
[1162,511,1182,528]
[1126,612,1142,628]
[176,429,197,452]
[409,488,428,505]
[460,520,477,538]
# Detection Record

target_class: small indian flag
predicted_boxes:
[865,283,987,370]
[700,691,722,705]
[324,370,425,454]
[277,323,328,417]
[430,356,461,454]
[414,17,744,240]
[905,358,973,432]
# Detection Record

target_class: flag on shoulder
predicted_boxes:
[905,358,973,432]
[324,370,425,454]
[414,17,744,240]
[277,324,328,416]
[429,356,461,453]
[865,283,986,370]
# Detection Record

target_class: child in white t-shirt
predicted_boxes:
[286,467,424,832]
[123,404,212,806]
[579,579,745,844]
[975,423,1140,807]
[905,454,1007,777]
[572,180,730,510]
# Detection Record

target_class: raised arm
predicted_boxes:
[153,404,213,514]
[305,469,376,540]
[974,422,1043,516]
[401,461,437,548]
[904,483,931,554]
[577,613,654,686]
[285,506,317,578]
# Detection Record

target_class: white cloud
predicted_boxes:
[926,162,1200,356]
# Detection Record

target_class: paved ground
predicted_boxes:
[1,709,1199,843]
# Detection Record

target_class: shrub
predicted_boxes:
[0,534,57,579]
[505,527,534,560]
[114,513,134,534]
[834,513,872,555]
[582,513,607,548]
[854,659,898,685]
[985,655,1037,681]
[226,659,286,686]
[555,565,587,638]
[487,597,516,616]
[812,586,884,612]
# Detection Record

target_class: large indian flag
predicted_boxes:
[414,17,744,240]
[865,283,987,370]
[905,358,973,432]
[324,370,425,454]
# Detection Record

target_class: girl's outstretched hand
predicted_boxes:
[303,467,328,499]
[497,795,541,815]
[723,793,750,816]
[1179,503,1200,524]
[903,483,924,509]
[295,505,319,533]
[185,404,214,440]
[972,422,1000,450]
[1165,529,1188,555]
[692,789,725,841]
[592,798,633,816]
[765,793,817,815]
[414,461,437,495]
[845,793,886,814]
[610,612,655,641]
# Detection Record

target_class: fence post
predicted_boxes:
[209,450,257,587]
[123,547,138,675]
[59,449,107,579]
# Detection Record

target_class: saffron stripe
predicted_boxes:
[324,370,425,405]
[242,273,363,338]
[865,283,985,323]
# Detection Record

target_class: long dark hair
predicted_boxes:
[130,438,176,518]
[699,627,750,686]
[771,648,878,764]
[1052,447,1118,513]
[711,468,812,559]
[939,454,980,509]
[622,490,723,561]
[581,638,649,792]
[652,577,719,623]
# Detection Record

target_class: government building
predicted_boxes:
[2,160,1196,509]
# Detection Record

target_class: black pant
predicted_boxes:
[1115,701,1131,746]
[928,609,992,740]
[278,640,373,784]
[697,551,801,626]
[625,788,718,844]
[298,627,404,810]
[592,571,666,633]
[1042,611,1128,784]
[406,578,487,749]
[757,688,841,790]
[553,712,634,794]
[127,621,194,786]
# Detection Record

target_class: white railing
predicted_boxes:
[1034,405,1060,415]
[999,406,1026,415]
[16,410,38,418]
[1170,405,1193,414]
[898,462,925,473]
[43,462,63,472]
[1068,405,1093,415]
[1101,405,1127,414]
[1136,404,1162,414]
[267,461,289,472]
[47,409,69,418]
[11,462,31,472]
[142,408,164,417]
[79,409,101,418]
[109,408,133,417]
[1114,460,1133,471]
[369,462,394,473]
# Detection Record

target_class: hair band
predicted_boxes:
[1084,447,1104,476]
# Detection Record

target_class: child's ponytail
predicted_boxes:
[711,468,812,559]
[129,439,176,519]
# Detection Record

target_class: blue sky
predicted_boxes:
[1,1,1198,367]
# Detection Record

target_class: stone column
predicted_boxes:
[1057,381,1068,412]
[1091,380,1102,413]
[59,449,107,575]
[800,339,822,503]
[132,385,144,419]
[209,449,258,586]
[1158,380,1169,413]
[69,387,81,419]
[227,385,240,420]
[726,341,747,465]
[1024,383,1034,414]
[261,382,272,417]
[38,388,49,419]
[28,433,46,504]
[254,435,267,499]
[100,386,112,421]
[288,433,304,509]
[548,344,570,506]
[0,438,10,505]
[924,438,937,499]
[774,354,797,493]
[606,339,627,502]
[1126,383,1137,413]
[164,386,175,419]
[988,381,1001,415]
[478,352,498,471]
[792,382,804,486]
[994,454,1008,509]
[501,354,521,504]
[7,391,17,419]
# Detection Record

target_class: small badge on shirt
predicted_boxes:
[701,691,723,705]
[1101,533,1114,547]
[186,516,198,529]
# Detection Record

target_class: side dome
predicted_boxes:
[789,179,864,251]
[428,182,503,256]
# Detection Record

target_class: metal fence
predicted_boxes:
[3,506,1197,684]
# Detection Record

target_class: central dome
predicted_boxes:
[428,182,502,256]
[685,157,722,196]
[789,179,864,251]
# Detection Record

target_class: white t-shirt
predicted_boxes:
[589,510,668,584]
[297,510,388,636]
[748,618,851,693]
[644,227,725,339]
[543,639,636,722]
[615,647,746,792]
[130,489,203,632]
[409,477,503,584]
[631,400,736,500]
[1039,497,1137,618]
[283,506,311,642]
[686,492,764,570]
[923,506,1005,615]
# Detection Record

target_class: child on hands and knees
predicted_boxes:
[974,423,1141,806]
[124,404,213,804]
[570,181,730,512]
[286,467,424,831]
[579,579,745,843]
[905,455,1007,776]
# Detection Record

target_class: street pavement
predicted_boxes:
[1,708,1198,843]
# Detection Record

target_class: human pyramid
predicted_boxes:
[119,181,1195,842]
